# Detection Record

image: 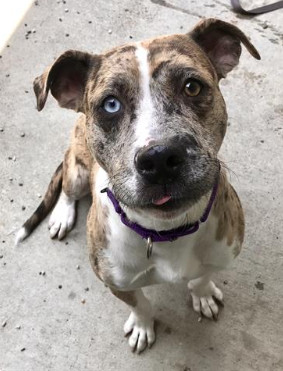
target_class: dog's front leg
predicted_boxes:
[110,288,155,353]
[188,274,224,320]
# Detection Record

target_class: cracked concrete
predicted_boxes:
[0,0,282,370]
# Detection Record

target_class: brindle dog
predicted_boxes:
[17,19,260,353]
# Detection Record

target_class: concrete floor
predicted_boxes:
[0,1,282,370]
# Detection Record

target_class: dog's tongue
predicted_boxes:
[152,195,171,206]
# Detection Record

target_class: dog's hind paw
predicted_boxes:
[124,312,155,353]
[48,191,76,240]
[188,280,224,320]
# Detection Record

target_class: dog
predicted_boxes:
[16,18,260,353]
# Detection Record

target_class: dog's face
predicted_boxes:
[34,19,259,219]
[86,37,225,216]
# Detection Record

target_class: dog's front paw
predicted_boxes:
[188,280,224,320]
[124,312,155,353]
[48,192,76,240]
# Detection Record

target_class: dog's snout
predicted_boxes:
[135,144,186,184]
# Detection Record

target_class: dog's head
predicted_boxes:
[34,19,260,219]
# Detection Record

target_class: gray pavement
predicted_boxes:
[0,1,282,370]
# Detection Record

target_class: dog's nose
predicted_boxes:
[135,144,186,184]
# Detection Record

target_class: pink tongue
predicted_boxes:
[153,195,172,206]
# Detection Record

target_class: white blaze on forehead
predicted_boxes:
[134,43,156,148]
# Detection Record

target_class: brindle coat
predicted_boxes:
[17,19,260,353]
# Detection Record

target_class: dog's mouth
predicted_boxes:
[152,194,172,206]
[110,159,220,218]
[146,191,200,214]
[115,183,209,216]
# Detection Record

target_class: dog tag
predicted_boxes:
[146,236,153,259]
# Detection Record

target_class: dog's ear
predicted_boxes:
[33,50,99,112]
[189,18,260,79]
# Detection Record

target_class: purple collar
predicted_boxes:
[101,181,218,245]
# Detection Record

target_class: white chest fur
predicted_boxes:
[96,169,235,290]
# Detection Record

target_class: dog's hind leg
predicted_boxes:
[48,146,91,240]
[49,118,93,240]
[110,288,155,353]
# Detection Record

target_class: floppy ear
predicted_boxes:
[189,18,260,79]
[33,50,99,112]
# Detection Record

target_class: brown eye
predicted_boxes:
[184,79,202,97]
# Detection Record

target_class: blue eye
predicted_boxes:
[102,96,121,113]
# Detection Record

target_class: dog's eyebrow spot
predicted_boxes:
[151,60,171,79]
[100,77,132,95]
[152,62,211,85]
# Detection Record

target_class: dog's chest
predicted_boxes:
[103,207,210,290]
